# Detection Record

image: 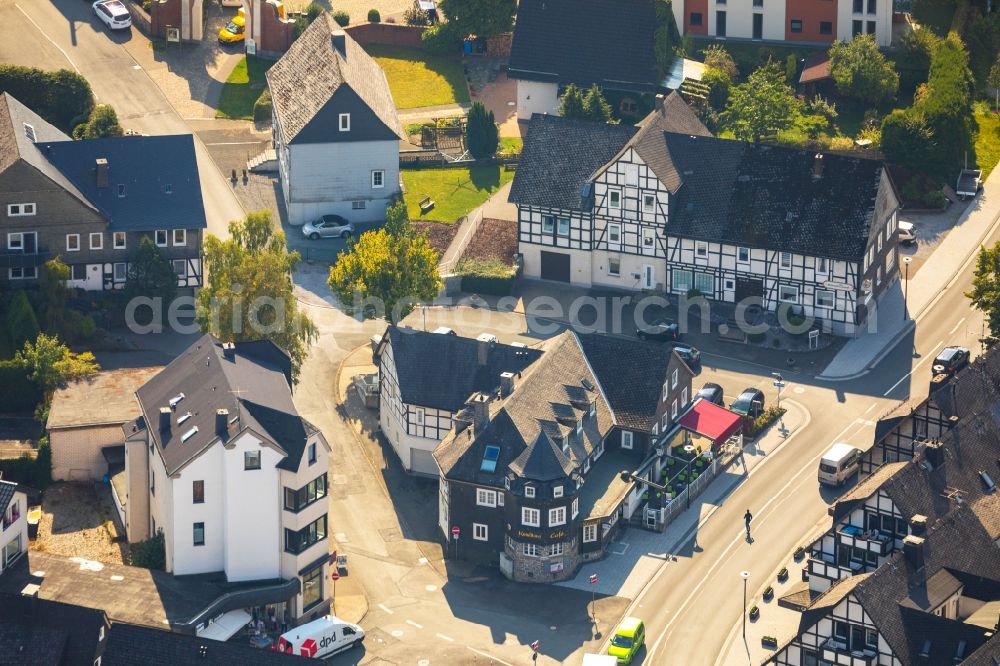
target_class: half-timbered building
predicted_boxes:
[376,327,543,476]
[431,330,694,583]
[509,93,901,336]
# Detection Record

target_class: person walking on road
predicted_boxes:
[744,509,753,542]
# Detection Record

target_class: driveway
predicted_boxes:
[897,197,975,277]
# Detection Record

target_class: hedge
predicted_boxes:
[253,88,272,124]
[0,436,51,489]
[457,258,518,295]
[0,359,41,414]
[0,65,94,133]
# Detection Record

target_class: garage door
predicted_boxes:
[540,251,571,282]
[734,277,764,302]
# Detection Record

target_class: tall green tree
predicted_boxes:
[437,0,515,38]
[721,62,800,142]
[880,109,936,171]
[582,84,614,123]
[327,201,442,324]
[967,241,1000,348]
[37,258,70,334]
[702,44,739,79]
[16,333,99,396]
[919,34,975,179]
[126,236,179,304]
[466,101,499,159]
[7,290,39,352]
[653,1,680,80]
[559,83,586,118]
[0,65,94,133]
[196,211,317,383]
[72,104,124,139]
[988,55,1000,112]
[829,35,899,105]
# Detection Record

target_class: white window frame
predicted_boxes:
[339,113,350,131]
[413,407,425,426]
[173,229,186,246]
[521,507,540,527]
[557,218,570,237]
[643,194,655,212]
[525,485,536,499]
[694,272,713,295]
[583,524,597,542]
[550,542,565,556]
[673,269,692,293]
[523,542,539,557]
[548,506,566,527]
[815,289,835,309]
[816,257,828,275]
[173,259,186,278]
[7,203,36,217]
[352,200,366,210]
[498,492,504,506]
[554,486,564,498]
[737,246,750,263]
[671,399,678,418]
[155,230,168,247]
[642,228,655,248]
[572,497,579,519]
[885,252,895,273]
[608,256,621,277]
[7,233,24,251]
[607,223,622,246]
[661,412,669,430]
[778,284,799,303]
[542,216,555,234]
[662,381,669,402]
[695,241,708,258]
[476,488,497,507]
[9,266,36,280]
[608,189,621,210]
[90,233,103,250]
[671,368,679,389]
[372,169,385,189]
[621,430,634,450]
[113,262,127,282]
[473,523,488,541]
[780,252,792,268]
[682,387,689,405]
[113,232,126,249]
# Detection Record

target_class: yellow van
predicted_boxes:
[218,8,245,44]
[608,616,645,664]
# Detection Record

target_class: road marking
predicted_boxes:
[883,339,943,397]
[864,402,877,415]
[950,317,967,335]
[467,647,515,666]
[436,633,455,642]
[406,620,423,629]
[377,603,394,614]
[14,4,81,74]
[645,416,872,661]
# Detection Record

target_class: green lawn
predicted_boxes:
[499,136,523,154]
[402,166,514,223]
[974,101,1000,180]
[216,56,272,120]
[367,45,469,109]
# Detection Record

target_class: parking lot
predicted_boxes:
[898,197,975,277]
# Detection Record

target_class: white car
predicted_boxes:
[898,220,916,245]
[93,0,132,29]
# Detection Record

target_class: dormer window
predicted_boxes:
[339,113,350,131]
[23,123,35,142]
[117,184,126,198]
[589,401,596,417]
[525,485,535,499]
[553,486,564,498]
[576,420,583,435]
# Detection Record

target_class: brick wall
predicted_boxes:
[149,0,182,39]
[259,0,296,54]
[344,23,426,49]
[50,425,125,481]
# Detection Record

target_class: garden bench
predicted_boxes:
[419,196,435,214]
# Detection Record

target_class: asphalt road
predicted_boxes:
[0,0,244,238]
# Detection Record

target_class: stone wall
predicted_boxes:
[505,537,582,584]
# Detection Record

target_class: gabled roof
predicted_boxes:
[382,327,543,412]
[0,592,107,665]
[830,461,909,521]
[509,0,658,91]
[627,92,712,192]
[578,332,693,431]
[38,134,207,232]
[266,13,403,145]
[508,114,638,211]
[102,623,305,665]
[0,480,19,515]
[135,335,313,475]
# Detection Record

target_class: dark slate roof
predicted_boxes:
[830,461,909,521]
[0,480,18,515]
[663,134,885,261]
[37,134,207,232]
[434,331,615,485]
[0,593,107,665]
[627,92,713,191]
[383,327,543,412]
[135,334,313,475]
[577,333,693,431]
[0,93,95,212]
[509,0,658,91]
[508,114,637,211]
[102,623,306,665]
[266,13,403,145]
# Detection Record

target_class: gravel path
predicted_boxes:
[31,483,125,565]
[284,0,417,22]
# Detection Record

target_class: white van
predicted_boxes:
[819,443,863,487]
[276,615,364,658]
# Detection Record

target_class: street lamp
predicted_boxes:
[740,570,751,640]
[903,256,912,321]
[683,444,696,509]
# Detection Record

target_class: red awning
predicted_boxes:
[677,399,742,442]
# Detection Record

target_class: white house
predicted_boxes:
[130,335,333,624]
[0,479,28,577]
[265,14,404,226]
[509,93,900,336]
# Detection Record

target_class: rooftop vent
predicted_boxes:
[177,412,192,425]
[181,426,199,443]
[169,393,185,409]
[981,470,996,493]
[500,372,515,397]
[909,514,927,535]
[96,158,109,188]
[216,408,230,437]
[581,378,595,392]
[903,534,925,569]
[222,342,236,360]
[812,153,824,179]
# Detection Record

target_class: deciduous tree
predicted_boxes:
[721,62,800,142]
[16,333,99,395]
[196,211,317,383]
[967,241,1000,348]
[72,104,124,139]
[437,0,516,38]
[829,35,899,105]
[126,236,179,305]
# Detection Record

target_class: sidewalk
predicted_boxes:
[556,401,808,599]
[819,169,1000,379]
[397,102,472,123]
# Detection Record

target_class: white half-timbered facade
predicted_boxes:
[509,93,901,336]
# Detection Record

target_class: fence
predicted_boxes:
[438,208,484,275]
[399,152,518,169]
[657,455,722,530]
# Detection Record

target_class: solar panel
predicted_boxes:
[480,445,500,473]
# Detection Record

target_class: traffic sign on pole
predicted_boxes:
[330,571,341,581]
[530,640,541,652]
[589,574,598,584]
[452,526,460,537]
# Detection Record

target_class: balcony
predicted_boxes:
[837,525,894,556]
[821,637,877,665]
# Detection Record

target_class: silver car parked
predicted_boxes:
[302,215,354,240]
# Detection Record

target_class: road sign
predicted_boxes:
[589,573,598,584]
[452,526,460,537]
[530,640,541,652]
[331,571,341,581]
[773,381,785,388]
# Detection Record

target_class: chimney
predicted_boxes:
[500,372,515,397]
[215,409,230,437]
[159,407,172,431]
[454,409,473,435]
[909,514,928,536]
[222,342,236,360]
[96,158,109,188]
[331,30,347,58]
[477,339,491,366]
[925,442,944,469]
[471,392,490,432]
[902,535,925,569]
[812,153,824,180]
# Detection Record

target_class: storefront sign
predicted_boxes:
[517,529,543,540]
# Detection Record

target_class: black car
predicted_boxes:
[636,318,680,342]
[731,388,765,418]
[697,382,724,405]
[672,344,701,369]
[932,346,970,377]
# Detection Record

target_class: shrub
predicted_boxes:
[702,67,731,111]
[763,585,774,599]
[305,2,324,23]
[749,605,760,618]
[130,531,166,570]
[253,88,272,124]
[747,331,766,344]
[141,0,151,10]
[72,103,124,140]
[747,406,787,437]
[456,258,518,295]
[368,8,381,22]
[924,190,947,208]
[785,54,797,83]
[702,44,738,79]
[404,2,429,26]
[807,95,838,122]
[421,23,462,55]
[0,358,41,414]
[332,10,350,26]
[778,566,789,579]
[0,65,94,133]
